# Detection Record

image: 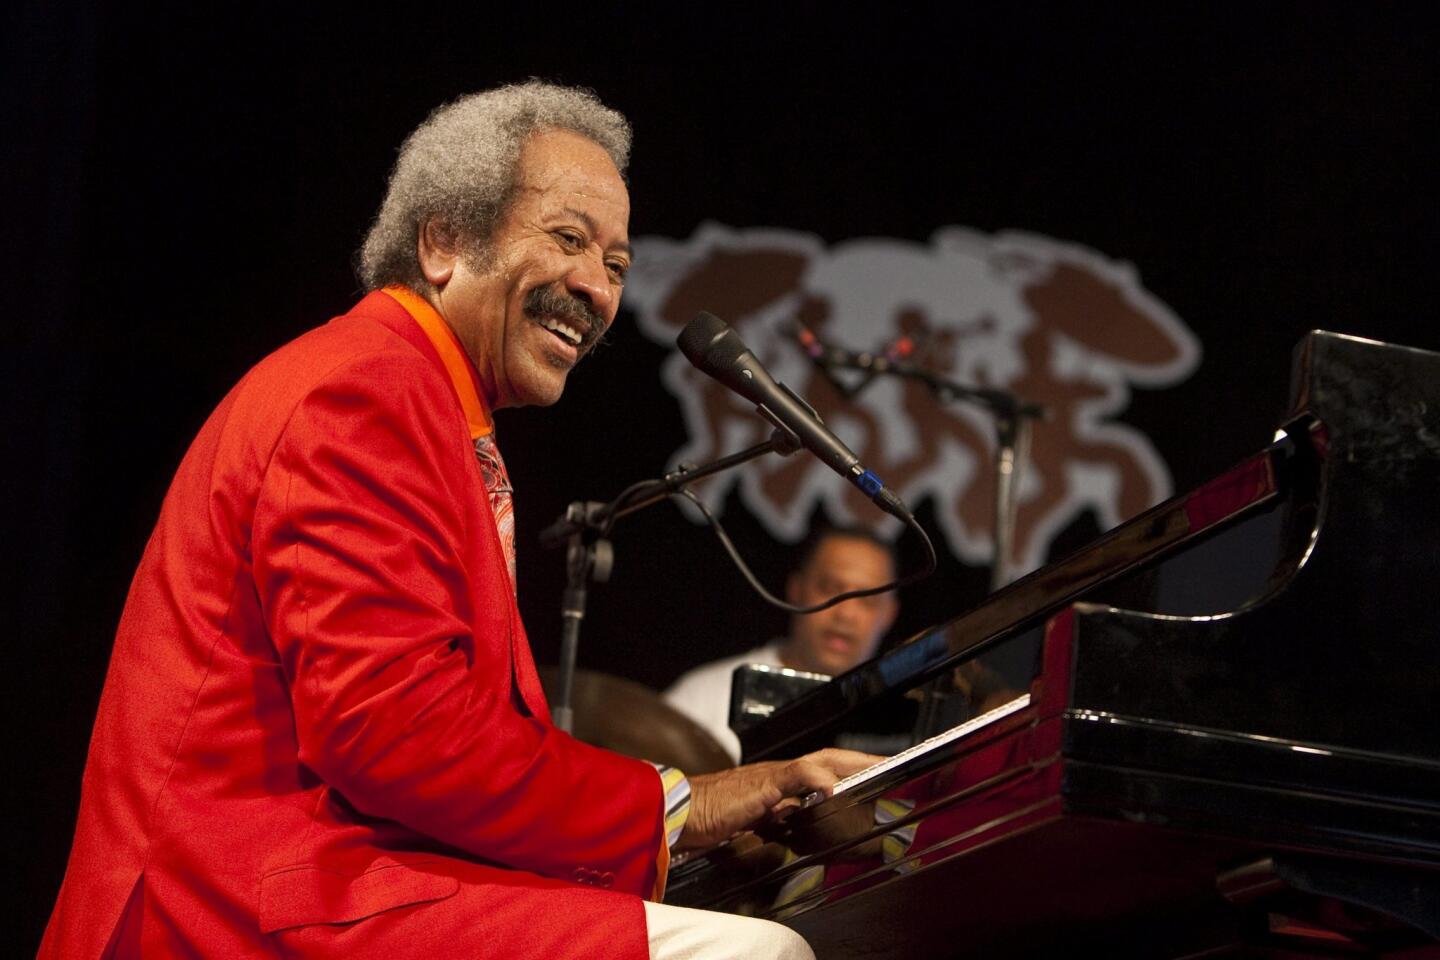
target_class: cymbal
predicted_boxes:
[539,667,735,774]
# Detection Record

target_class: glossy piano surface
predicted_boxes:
[668,332,1440,957]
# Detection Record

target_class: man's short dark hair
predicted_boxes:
[793,523,896,575]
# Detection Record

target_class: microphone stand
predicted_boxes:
[540,428,801,733]
[988,402,1034,592]
[905,367,1042,591]
[802,339,1045,590]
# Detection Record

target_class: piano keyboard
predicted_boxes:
[806,693,1032,806]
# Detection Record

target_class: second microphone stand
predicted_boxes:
[805,339,1045,591]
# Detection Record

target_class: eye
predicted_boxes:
[555,229,586,250]
[605,258,630,283]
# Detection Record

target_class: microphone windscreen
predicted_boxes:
[677,312,747,372]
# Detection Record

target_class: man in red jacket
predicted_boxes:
[40,82,872,960]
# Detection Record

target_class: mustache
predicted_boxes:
[523,285,608,351]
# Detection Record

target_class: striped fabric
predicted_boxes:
[472,432,516,588]
[650,763,692,850]
[771,795,919,917]
[875,797,918,872]
[772,852,825,919]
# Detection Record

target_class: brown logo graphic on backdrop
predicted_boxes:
[625,224,1200,575]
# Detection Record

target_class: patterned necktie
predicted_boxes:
[473,432,516,590]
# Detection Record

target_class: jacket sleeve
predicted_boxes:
[251,347,664,896]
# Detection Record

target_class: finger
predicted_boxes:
[805,748,885,778]
[778,757,847,798]
[777,750,885,809]
[770,796,803,819]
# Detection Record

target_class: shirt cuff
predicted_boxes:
[647,763,691,902]
[649,762,691,849]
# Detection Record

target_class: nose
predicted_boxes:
[828,600,858,627]
[564,257,616,317]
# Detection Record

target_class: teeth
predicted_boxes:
[540,317,582,346]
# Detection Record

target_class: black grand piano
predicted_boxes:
[667,332,1440,958]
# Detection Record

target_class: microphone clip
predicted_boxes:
[754,384,819,458]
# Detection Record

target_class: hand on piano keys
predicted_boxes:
[676,748,883,853]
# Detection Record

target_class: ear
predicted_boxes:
[417,219,462,289]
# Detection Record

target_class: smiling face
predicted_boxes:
[782,535,898,676]
[419,128,632,409]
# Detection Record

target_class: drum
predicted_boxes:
[539,667,735,774]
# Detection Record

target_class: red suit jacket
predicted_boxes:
[41,292,663,959]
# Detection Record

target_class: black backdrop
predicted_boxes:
[7,3,1437,947]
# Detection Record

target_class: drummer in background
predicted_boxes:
[664,525,899,762]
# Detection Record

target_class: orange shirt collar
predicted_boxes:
[381,285,493,439]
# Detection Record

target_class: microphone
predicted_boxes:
[789,322,918,373]
[787,322,868,399]
[882,334,916,364]
[790,323,847,365]
[677,312,913,521]
[786,322,919,400]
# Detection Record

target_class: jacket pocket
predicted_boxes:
[258,862,460,933]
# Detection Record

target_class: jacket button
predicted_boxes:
[600,872,614,888]
[572,867,589,884]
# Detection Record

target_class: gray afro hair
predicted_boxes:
[358,81,631,291]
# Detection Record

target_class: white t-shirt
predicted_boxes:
[662,642,785,763]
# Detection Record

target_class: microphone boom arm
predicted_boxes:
[541,429,799,733]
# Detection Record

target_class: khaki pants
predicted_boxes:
[644,901,815,960]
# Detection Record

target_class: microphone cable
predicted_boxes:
[667,486,937,616]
